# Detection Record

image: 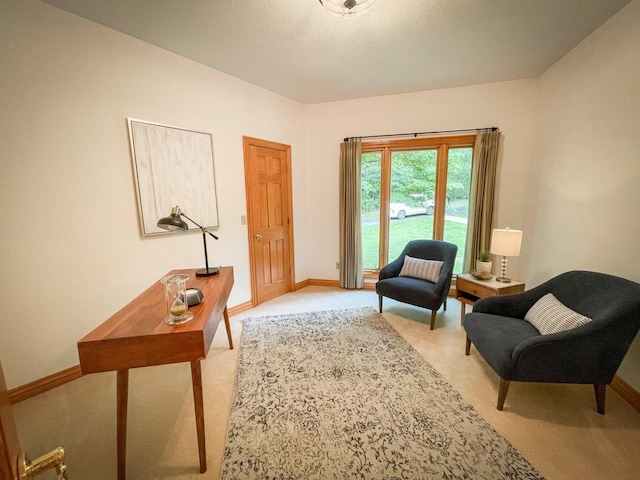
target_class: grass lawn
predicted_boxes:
[362,214,467,273]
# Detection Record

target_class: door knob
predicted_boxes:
[19,448,68,479]
[255,234,262,241]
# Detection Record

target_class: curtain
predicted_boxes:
[339,140,364,289]
[464,129,501,272]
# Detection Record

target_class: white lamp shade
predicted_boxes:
[490,228,523,257]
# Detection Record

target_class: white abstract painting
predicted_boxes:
[128,119,219,236]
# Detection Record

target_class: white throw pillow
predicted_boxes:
[524,293,592,335]
[398,255,443,283]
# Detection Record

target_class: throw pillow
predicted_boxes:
[524,293,592,335]
[398,255,443,283]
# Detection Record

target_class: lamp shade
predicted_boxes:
[490,228,523,257]
[319,0,377,16]
[157,206,188,231]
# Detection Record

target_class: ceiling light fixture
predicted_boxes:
[319,0,377,16]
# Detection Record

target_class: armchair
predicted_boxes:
[464,270,640,414]
[376,240,458,330]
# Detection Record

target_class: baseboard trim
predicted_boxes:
[227,300,253,317]
[307,279,340,287]
[611,375,640,413]
[363,281,376,291]
[9,365,82,405]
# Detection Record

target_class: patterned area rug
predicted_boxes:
[221,307,544,479]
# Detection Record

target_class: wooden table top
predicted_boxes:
[78,267,234,374]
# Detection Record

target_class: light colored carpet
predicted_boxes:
[221,307,544,479]
[11,287,640,479]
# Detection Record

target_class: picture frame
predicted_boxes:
[127,118,219,236]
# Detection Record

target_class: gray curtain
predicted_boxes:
[339,140,364,289]
[464,129,501,272]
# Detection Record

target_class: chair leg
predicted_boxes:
[378,295,383,313]
[429,310,437,330]
[465,336,471,355]
[497,379,510,411]
[443,298,447,311]
[594,384,606,415]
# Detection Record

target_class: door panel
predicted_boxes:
[244,137,294,305]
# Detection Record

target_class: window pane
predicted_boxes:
[361,152,381,270]
[444,147,472,273]
[389,150,437,261]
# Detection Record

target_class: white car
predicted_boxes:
[389,201,434,219]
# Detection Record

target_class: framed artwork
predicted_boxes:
[127,119,219,236]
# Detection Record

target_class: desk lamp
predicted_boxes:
[157,206,220,277]
[490,228,522,283]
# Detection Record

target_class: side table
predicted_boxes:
[456,273,525,322]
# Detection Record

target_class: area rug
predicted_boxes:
[221,307,544,479]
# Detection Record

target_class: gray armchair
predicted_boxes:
[464,270,640,414]
[376,240,458,330]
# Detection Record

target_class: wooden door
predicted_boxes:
[0,360,20,480]
[243,137,294,305]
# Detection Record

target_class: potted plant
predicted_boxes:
[476,251,492,276]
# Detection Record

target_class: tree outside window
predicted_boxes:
[361,136,474,274]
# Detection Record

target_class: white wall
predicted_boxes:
[524,0,640,387]
[3,0,639,392]
[304,80,538,281]
[0,0,308,388]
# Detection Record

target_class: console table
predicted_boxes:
[456,273,525,322]
[77,267,234,480]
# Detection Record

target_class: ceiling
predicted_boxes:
[40,0,630,104]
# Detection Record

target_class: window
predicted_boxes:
[361,135,474,275]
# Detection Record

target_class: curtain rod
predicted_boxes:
[343,127,498,143]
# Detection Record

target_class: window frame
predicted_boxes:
[362,134,476,277]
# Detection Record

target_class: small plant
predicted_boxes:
[478,251,491,262]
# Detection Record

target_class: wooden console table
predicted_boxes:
[77,267,234,480]
[456,273,525,322]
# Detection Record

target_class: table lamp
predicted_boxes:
[157,206,220,277]
[490,227,522,283]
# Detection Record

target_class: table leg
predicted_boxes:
[116,370,129,480]
[190,360,207,473]
[223,305,233,349]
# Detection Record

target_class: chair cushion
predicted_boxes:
[464,313,541,379]
[524,293,592,335]
[376,276,441,310]
[398,255,443,283]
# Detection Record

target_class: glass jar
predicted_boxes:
[160,274,194,325]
